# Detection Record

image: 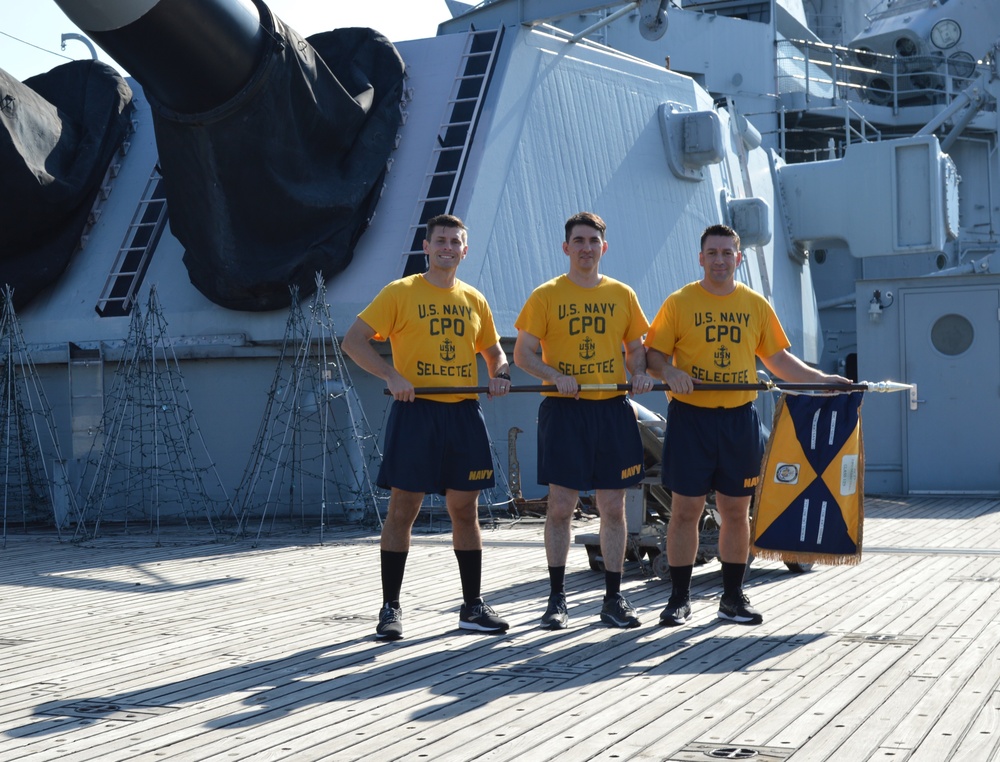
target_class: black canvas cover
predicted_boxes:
[151,17,405,311]
[0,61,133,310]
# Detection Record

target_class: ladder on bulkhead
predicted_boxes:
[401,25,505,276]
[95,164,169,317]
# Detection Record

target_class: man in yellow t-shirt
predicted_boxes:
[514,211,655,630]
[342,214,512,641]
[645,224,850,628]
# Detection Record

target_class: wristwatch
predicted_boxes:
[494,372,511,380]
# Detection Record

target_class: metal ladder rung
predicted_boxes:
[96,163,167,317]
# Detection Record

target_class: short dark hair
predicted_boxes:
[425,214,467,241]
[701,223,740,251]
[564,211,606,242]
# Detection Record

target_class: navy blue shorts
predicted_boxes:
[537,396,645,491]
[662,400,765,497]
[377,398,496,495]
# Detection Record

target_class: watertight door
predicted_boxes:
[903,288,1000,493]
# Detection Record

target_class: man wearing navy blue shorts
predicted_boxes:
[646,224,849,627]
[342,214,512,641]
[514,212,655,630]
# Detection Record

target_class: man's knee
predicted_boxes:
[714,493,752,523]
[670,495,708,524]
[388,490,423,522]
[446,491,480,518]
[546,486,579,520]
[597,502,626,526]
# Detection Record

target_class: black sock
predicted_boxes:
[548,566,566,596]
[721,562,747,597]
[604,570,622,600]
[454,549,482,603]
[381,549,408,606]
[669,564,693,601]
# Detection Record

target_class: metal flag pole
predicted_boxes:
[383,380,913,396]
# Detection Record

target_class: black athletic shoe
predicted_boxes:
[540,592,569,629]
[659,597,692,627]
[718,592,764,624]
[376,602,403,640]
[600,593,641,628]
[459,598,509,633]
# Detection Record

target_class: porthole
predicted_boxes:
[930,313,973,356]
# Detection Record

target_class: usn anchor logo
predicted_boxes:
[439,338,456,362]
[579,335,596,360]
[714,344,731,369]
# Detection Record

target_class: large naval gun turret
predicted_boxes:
[0,59,133,311]
[12,0,405,311]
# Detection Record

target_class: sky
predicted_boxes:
[0,0,453,81]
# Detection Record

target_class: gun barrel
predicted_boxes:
[53,0,267,113]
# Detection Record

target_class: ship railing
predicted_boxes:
[775,101,882,163]
[865,0,937,24]
[673,0,770,21]
[777,37,990,116]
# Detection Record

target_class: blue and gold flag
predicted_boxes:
[751,391,864,565]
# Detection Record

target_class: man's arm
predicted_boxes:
[623,337,655,395]
[480,342,511,398]
[645,347,695,394]
[761,349,851,385]
[341,317,415,402]
[513,329,578,397]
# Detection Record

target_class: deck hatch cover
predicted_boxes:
[39,701,179,721]
[667,742,794,761]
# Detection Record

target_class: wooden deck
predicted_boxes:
[3,495,1000,761]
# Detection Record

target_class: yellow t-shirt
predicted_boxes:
[645,281,790,408]
[515,274,650,401]
[358,274,500,403]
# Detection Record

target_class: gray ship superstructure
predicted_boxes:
[1,0,997,531]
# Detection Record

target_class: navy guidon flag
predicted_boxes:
[751,391,865,565]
